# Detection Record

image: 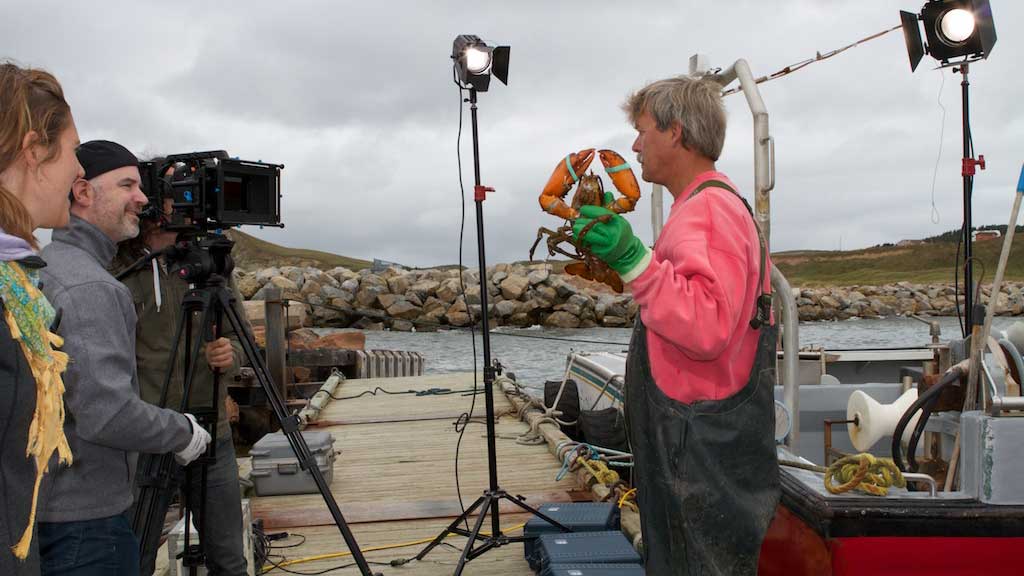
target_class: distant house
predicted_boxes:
[973,230,1002,241]
[372,258,407,273]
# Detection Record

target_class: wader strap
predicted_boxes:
[688,180,772,329]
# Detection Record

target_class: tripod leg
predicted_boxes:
[180,290,216,574]
[413,495,489,562]
[452,493,494,576]
[218,290,378,576]
[499,494,572,533]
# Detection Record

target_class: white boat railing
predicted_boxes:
[772,265,800,451]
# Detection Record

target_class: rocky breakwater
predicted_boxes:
[234,263,638,331]
[790,281,1024,321]
[234,265,1024,329]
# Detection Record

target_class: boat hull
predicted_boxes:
[759,505,1024,576]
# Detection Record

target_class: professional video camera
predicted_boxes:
[139,150,283,231]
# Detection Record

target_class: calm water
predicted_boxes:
[363,316,1022,389]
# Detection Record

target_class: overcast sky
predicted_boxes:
[5,1,1022,268]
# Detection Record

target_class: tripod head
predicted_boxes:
[164,235,236,289]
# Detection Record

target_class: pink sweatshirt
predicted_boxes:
[628,171,769,404]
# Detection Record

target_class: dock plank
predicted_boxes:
[247,372,577,575]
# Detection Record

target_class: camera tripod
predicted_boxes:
[129,236,377,576]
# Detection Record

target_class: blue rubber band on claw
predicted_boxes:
[566,155,579,183]
[605,163,631,174]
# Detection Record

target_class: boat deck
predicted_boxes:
[160,372,580,575]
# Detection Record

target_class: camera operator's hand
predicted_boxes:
[174,413,212,466]
[204,337,235,371]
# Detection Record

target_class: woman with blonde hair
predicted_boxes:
[0,61,84,575]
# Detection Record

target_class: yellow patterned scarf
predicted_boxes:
[0,261,72,559]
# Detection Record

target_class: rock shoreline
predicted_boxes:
[233,264,1024,330]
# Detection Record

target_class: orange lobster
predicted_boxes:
[538,148,641,220]
[531,149,641,293]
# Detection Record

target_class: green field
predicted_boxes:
[226,229,372,271]
[225,228,1024,287]
[774,238,1024,286]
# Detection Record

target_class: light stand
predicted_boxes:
[900,0,996,335]
[957,63,986,332]
[413,52,570,574]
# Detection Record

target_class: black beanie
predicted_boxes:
[77,140,139,180]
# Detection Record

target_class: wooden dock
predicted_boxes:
[230,372,579,575]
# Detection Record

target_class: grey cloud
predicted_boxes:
[4,0,1021,267]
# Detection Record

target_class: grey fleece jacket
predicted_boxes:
[38,216,192,523]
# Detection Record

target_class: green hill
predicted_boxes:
[774,237,1024,286]
[222,228,1024,287]
[225,229,372,272]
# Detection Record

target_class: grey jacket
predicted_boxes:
[39,216,192,523]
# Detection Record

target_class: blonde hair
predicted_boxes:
[623,75,726,161]
[0,62,72,249]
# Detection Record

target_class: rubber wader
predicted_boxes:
[624,180,780,575]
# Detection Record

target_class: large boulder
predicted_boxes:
[387,274,412,296]
[436,279,462,303]
[543,311,580,329]
[300,279,323,298]
[446,306,472,327]
[500,274,530,301]
[355,284,389,308]
[408,280,440,302]
[495,300,517,318]
[237,275,263,299]
[269,276,298,292]
[527,268,550,286]
[508,312,534,327]
[377,293,406,310]
[387,299,422,320]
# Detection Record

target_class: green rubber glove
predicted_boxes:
[602,191,615,209]
[573,205,651,282]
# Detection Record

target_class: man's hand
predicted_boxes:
[572,205,652,282]
[174,413,212,466]
[204,337,235,371]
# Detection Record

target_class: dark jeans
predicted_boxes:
[185,434,246,576]
[39,513,140,576]
[136,433,247,576]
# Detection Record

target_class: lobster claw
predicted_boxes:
[597,149,641,214]
[539,148,596,220]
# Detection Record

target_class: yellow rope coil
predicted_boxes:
[576,456,619,486]
[824,453,906,496]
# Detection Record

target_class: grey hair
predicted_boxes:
[622,75,726,161]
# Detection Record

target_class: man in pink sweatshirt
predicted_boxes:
[574,76,779,574]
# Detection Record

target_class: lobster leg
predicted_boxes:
[539,148,596,220]
[598,149,641,214]
[530,227,560,261]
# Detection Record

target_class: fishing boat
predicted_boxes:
[539,45,1024,575]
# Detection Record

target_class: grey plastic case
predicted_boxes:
[249,431,336,496]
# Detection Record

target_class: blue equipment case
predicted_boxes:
[540,563,646,576]
[523,502,620,568]
[534,531,641,573]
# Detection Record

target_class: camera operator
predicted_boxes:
[38,141,211,576]
[114,181,249,576]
